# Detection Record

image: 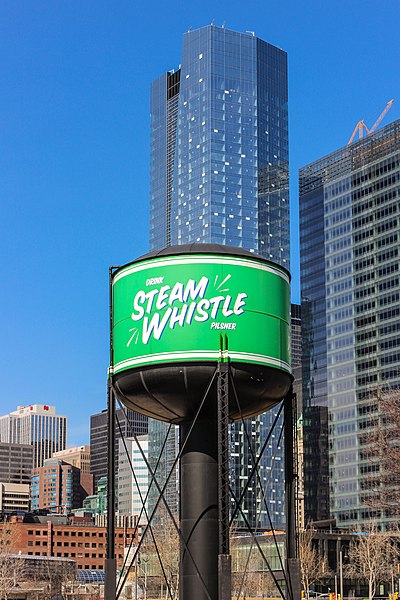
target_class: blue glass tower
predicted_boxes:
[149,24,289,529]
[300,120,400,529]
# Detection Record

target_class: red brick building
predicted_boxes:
[0,516,137,571]
[31,458,91,512]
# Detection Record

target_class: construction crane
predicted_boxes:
[347,99,394,145]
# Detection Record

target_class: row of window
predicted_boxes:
[26,551,107,569]
[27,529,127,538]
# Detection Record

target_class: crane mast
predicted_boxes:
[347,99,394,145]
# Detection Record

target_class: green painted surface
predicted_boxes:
[112,254,290,374]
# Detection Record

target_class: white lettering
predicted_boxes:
[146,277,164,286]
[145,289,159,313]
[221,295,234,317]
[194,298,210,322]
[169,305,188,329]
[169,282,184,305]
[233,293,247,315]
[185,302,197,325]
[209,296,225,319]
[156,285,171,310]
[131,291,146,321]
[211,322,237,330]
[182,277,208,302]
[142,309,172,344]
[128,276,247,343]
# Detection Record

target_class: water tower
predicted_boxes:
[108,244,292,600]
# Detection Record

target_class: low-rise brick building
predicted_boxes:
[0,514,136,571]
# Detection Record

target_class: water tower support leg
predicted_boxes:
[105,380,116,599]
[217,362,231,600]
[284,386,301,600]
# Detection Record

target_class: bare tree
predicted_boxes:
[344,523,398,600]
[142,509,179,600]
[0,525,26,599]
[361,387,400,516]
[231,542,278,599]
[299,527,330,599]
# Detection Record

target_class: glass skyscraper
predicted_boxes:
[300,119,400,528]
[149,24,290,529]
[0,404,66,469]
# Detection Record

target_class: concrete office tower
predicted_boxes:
[300,119,400,528]
[0,442,33,484]
[90,408,148,493]
[149,24,289,528]
[118,435,148,521]
[0,404,66,469]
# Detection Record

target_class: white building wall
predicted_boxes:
[118,436,148,523]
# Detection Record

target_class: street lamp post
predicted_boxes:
[135,556,139,600]
[339,548,343,600]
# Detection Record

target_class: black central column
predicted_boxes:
[179,390,218,600]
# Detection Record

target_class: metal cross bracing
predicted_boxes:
[114,370,219,600]
[228,375,297,600]
[109,367,298,600]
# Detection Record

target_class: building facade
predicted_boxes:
[0,482,30,513]
[53,445,91,473]
[300,119,400,528]
[81,475,108,516]
[0,517,136,571]
[149,24,289,529]
[90,408,148,493]
[0,405,66,469]
[118,435,148,520]
[31,458,88,513]
[0,442,33,484]
[53,444,93,497]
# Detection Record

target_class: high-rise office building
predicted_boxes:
[300,119,400,528]
[291,303,302,411]
[149,24,289,528]
[53,445,93,497]
[31,458,86,513]
[90,408,148,493]
[53,445,91,473]
[118,435,148,520]
[0,442,33,484]
[0,404,66,469]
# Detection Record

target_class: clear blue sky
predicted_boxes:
[1,1,399,444]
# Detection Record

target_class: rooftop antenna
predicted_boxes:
[211,18,215,26]
[222,21,226,28]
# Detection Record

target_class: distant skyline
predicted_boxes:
[0,1,399,443]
